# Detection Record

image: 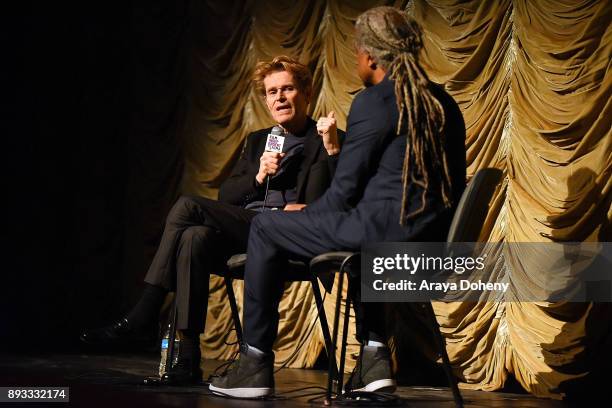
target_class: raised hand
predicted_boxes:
[316,111,340,156]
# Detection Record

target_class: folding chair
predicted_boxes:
[156,255,341,383]
[222,254,340,379]
[310,167,504,407]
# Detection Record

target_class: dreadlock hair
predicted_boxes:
[355,7,453,225]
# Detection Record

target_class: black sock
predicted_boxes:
[125,283,167,329]
[179,330,201,363]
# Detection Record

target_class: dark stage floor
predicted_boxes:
[0,352,570,407]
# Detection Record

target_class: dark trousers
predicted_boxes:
[144,196,256,332]
[243,210,386,352]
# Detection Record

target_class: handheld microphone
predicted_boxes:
[262,126,285,210]
[265,125,286,153]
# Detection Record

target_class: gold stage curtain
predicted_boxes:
[185,0,611,398]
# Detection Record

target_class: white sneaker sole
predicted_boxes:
[209,384,273,399]
[349,378,397,393]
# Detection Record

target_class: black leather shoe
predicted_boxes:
[80,318,158,350]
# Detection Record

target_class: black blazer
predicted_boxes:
[218,118,344,207]
[306,76,466,245]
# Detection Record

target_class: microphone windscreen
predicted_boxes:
[270,126,284,136]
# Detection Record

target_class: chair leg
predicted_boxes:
[311,279,339,379]
[326,269,345,404]
[224,274,244,344]
[423,302,463,408]
[337,275,352,397]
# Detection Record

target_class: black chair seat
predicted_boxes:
[310,251,358,266]
[225,253,309,280]
[310,252,359,293]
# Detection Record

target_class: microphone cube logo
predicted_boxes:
[266,135,284,153]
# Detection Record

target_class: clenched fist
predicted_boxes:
[316,111,340,156]
[256,151,285,184]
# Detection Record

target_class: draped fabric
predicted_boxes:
[185,0,611,398]
[412,0,611,398]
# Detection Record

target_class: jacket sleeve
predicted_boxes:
[218,133,265,206]
[325,128,344,179]
[306,90,391,213]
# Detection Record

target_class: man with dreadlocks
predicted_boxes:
[210,6,466,398]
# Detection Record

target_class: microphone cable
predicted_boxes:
[262,175,271,211]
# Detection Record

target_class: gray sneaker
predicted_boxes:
[209,344,274,398]
[344,345,396,393]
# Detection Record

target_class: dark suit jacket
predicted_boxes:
[306,76,466,246]
[218,118,344,207]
